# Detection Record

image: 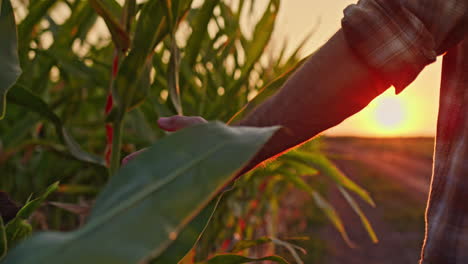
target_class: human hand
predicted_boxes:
[121,116,207,166]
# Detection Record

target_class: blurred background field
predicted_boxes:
[274,137,433,263]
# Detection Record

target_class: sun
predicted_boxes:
[374,97,406,129]
[325,88,432,137]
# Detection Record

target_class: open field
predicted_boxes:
[320,137,434,263]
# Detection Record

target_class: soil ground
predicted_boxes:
[317,137,434,264]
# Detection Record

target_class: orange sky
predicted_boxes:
[272,1,440,137]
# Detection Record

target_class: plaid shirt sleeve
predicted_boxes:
[341,0,468,93]
[421,37,468,264]
[342,1,468,263]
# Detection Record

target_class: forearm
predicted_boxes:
[237,30,388,174]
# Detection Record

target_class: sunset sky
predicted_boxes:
[272,1,441,137]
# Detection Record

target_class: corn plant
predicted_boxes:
[0,0,377,263]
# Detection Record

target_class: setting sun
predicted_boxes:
[374,97,406,129]
[366,92,413,136]
[326,86,437,137]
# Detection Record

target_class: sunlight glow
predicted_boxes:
[327,88,435,137]
[374,97,406,128]
[367,92,410,136]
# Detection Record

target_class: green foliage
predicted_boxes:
[4,182,58,250]
[7,85,105,166]
[284,150,374,207]
[0,0,377,263]
[0,0,21,119]
[338,186,378,243]
[2,123,278,264]
[89,0,129,51]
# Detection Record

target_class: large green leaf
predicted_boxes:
[0,0,21,119]
[3,122,279,264]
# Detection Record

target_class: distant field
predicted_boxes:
[324,137,435,160]
[313,137,433,264]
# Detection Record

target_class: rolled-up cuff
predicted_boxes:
[341,0,437,94]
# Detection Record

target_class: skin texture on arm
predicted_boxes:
[235,29,388,174]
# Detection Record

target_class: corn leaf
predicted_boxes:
[0,0,21,119]
[338,186,378,244]
[241,0,279,73]
[228,0,279,91]
[89,0,130,51]
[6,85,106,166]
[5,182,58,248]
[127,58,153,113]
[17,0,57,65]
[113,1,166,113]
[3,220,31,250]
[131,1,169,56]
[184,0,219,67]
[270,237,306,264]
[114,0,194,113]
[2,122,279,264]
[283,174,355,248]
[285,150,375,207]
[122,0,136,32]
[14,182,59,220]
[168,36,183,115]
[17,2,94,94]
